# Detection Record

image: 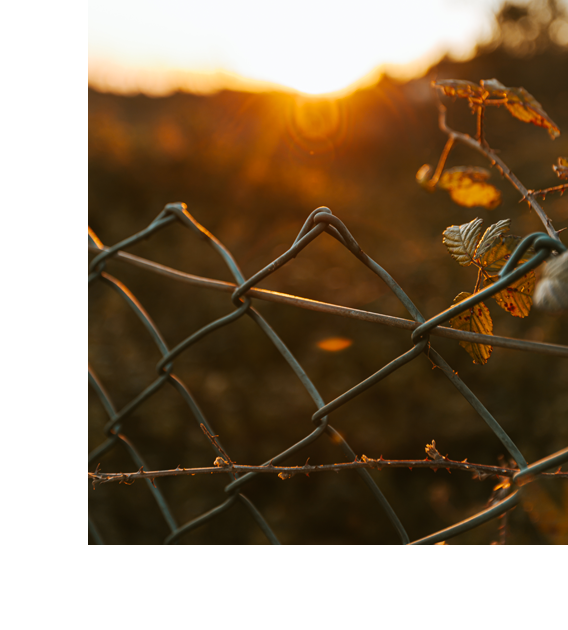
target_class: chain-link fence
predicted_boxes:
[88,202,568,544]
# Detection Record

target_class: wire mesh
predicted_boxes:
[88,202,568,544]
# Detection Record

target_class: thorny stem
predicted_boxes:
[200,423,234,464]
[528,183,568,199]
[435,103,561,242]
[88,457,568,487]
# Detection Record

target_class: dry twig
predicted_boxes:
[89,455,568,487]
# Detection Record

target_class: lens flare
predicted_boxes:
[316,337,353,352]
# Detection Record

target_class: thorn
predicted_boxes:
[137,466,144,474]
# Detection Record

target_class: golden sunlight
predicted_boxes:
[89,0,500,96]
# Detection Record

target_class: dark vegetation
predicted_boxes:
[89,3,568,544]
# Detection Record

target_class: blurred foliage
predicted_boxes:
[89,6,568,544]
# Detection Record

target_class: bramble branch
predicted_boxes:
[527,183,568,200]
[436,102,561,242]
[88,455,568,488]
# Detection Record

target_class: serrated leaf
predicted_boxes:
[473,219,511,262]
[449,292,493,364]
[443,218,484,266]
[433,79,485,100]
[480,80,560,139]
[477,233,535,317]
[438,167,501,209]
[477,234,534,275]
[553,157,568,180]
[483,271,535,318]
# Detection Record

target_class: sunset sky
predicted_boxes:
[89,0,506,96]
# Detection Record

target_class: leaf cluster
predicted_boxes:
[415,76,567,364]
[416,78,566,210]
[442,218,535,364]
[433,78,560,138]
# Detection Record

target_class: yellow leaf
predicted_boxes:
[438,166,491,188]
[480,79,560,139]
[448,292,493,364]
[442,218,483,267]
[477,234,535,318]
[483,272,535,318]
[477,234,534,275]
[449,183,502,209]
[438,167,501,209]
[473,219,511,262]
[505,87,560,139]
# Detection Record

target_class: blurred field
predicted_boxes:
[89,37,568,544]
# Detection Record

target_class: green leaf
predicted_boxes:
[443,218,484,267]
[449,292,493,364]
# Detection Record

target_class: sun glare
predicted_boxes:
[89,0,500,96]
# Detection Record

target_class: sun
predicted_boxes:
[89,0,495,97]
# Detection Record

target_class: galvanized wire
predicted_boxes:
[88,203,568,544]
